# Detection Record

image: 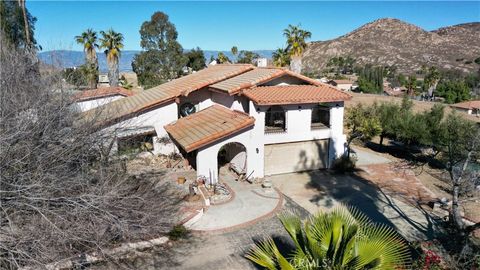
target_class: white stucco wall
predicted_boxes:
[97,82,347,177]
[452,107,473,115]
[250,101,346,168]
[328,104,347,163]
[262,75,308,86]
[76,95,124,112]
[102,101,179,155]
[178,89,213,113]
[196,126,264,184]
[210,91,249,112]
[253,103,344,144]
[336,83,353,91]
[102,89,250,157]
[178,89,249,114]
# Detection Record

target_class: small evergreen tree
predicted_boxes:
[132,11,187,89]
[345,103,381,158]
[216,52,230,64]
[236,50,260,64]
[357,65,384,93]
[184,47,206,71]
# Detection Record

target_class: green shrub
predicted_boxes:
[168,225,189,241]
[332,156,356,173]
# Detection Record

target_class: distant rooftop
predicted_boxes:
[73,87,133,102]
[450,100,480,110]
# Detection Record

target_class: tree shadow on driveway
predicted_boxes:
[303,169,444,241]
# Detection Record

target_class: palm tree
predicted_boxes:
[246,205,410,269]
[17,0,30,46]
[216,52,230,64]
[100,29,124,87]
[283,24,311,74]
[272,48,290,67]
[405,75,417,96]
[119,75,133,90]
[75,29,99,89]
[424,67,440,97]
[231,46,238,63]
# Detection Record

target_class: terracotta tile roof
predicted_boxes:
[73,87,134,101]
[164,105,255,153]
[210,68,285,94]
[332,79,355,84]
[243,85,352,105]
[82,64,254,124]
[210,67,323,94]
[450,100,480,110]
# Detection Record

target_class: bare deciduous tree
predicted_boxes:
[0,33,181,269]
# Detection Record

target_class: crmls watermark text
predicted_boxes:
[293,258,329,268]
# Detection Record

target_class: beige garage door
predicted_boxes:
[264,140,329,175]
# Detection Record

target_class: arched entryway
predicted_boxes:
[217,142,247,179]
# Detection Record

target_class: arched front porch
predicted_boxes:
[195,131,263,185]
[217,142,247,178]
[164,105,264,184]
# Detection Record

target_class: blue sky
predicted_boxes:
[29,1,480,51]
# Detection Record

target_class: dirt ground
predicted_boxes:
[346,92,480,225]
[345,92,480,123]
[354,142,480,227]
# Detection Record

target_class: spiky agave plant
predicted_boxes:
[246,205,410,269]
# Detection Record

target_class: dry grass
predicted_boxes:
[345,92,480,123]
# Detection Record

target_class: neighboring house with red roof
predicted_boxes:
[327,79,357,91]
[73,87,134,112]
[84,64,351,183]
[450,100,480,116]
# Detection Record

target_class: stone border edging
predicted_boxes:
[189,187,284,234]
[251,189,280,200]
[209,181,236,206]
[181,208,205,228]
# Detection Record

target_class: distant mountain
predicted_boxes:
[38,50,274,72]
[303,18,480,75]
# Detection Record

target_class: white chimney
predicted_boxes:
[256,58,267,67]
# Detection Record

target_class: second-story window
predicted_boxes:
[311,105,330,129]
[265,105,286,133]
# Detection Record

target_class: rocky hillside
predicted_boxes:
[303,18,480,75]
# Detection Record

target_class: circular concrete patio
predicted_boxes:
[189,174,283,232]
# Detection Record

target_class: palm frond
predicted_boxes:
[247,205,410,270]
[245,237,278,270]
[278,212,307,257]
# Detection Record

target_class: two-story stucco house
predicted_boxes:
[83,64,351,183]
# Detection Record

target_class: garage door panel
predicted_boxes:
[264,140,328,175]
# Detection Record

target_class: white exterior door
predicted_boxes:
[264,140,329,175]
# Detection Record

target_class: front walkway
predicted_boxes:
[189,169,282,232]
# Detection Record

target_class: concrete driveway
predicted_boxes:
[267,170,442,242]
[351,147,391,166]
